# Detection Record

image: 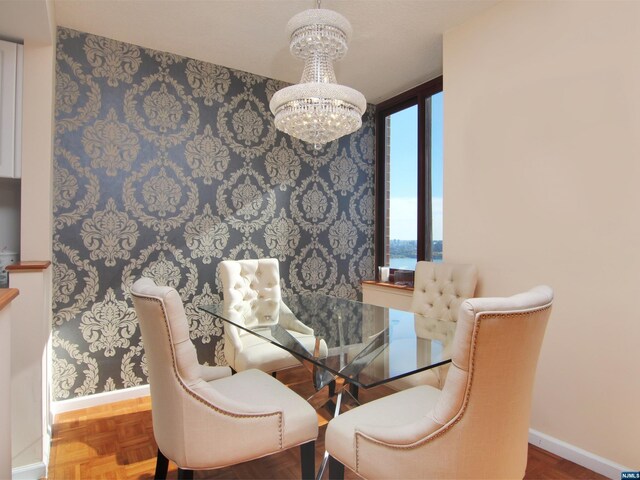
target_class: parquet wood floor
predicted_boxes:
[48,367,606,480]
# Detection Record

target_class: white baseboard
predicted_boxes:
[51,384,150,415]
[42,421,51,480]
[12,461,46,480]
[529,428,633,479]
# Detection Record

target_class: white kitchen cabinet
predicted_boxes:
[0,39,22,178]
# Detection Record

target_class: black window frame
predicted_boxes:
[374,76,443,281]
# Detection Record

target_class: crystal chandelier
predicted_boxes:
[269,2,366,150]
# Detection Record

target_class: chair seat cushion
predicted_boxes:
[235,331,327,373]
[211,368,318,449]
[326,385,441,471]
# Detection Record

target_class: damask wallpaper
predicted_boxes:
[52,28,376,399]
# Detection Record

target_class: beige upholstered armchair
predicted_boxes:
[131,278,318,480]
[389,261,478,391]
[219,258,323,373]
[326,286,553,480]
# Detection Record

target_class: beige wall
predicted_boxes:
[0,295,15,480]
[10,268,52,471]
[12,40,55,474]
[443,0,640,468]
[20,41,54,262]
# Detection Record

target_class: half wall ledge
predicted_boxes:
[6,261,51,272]
[0,288,19,311]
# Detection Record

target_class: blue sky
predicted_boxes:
[388,92,443,241]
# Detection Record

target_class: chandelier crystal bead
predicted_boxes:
[270,7,366,149]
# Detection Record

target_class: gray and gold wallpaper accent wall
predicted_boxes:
[52,28,375,399]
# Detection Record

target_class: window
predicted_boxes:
[375,77,443,282]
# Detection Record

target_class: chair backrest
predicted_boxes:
[219,258,282,327]
[411,261,478,321]
[428,285,553,478]
[132,277,292,470]
[130,277,208,463]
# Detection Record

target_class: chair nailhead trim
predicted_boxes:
[131,294,284,449]
[354,304,552,470]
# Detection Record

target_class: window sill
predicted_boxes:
[361,280,414,292]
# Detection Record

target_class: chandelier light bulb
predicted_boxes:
[270,7,366,149]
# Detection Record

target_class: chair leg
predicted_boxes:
[328,455,344,480]
[328,379,336,397]
[154,448,169,480]
[300,440,316,480]
[177,468,194,480]
[350,383,359,400]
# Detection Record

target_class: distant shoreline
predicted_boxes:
[389,253,443,270]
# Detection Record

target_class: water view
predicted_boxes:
[389,239,442,269]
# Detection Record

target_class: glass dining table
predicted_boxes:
[199,292,456,395]
[200,293,456,479]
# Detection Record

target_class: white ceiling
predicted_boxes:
[1,0,499,104]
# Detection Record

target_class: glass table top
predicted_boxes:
[200,292,456,389]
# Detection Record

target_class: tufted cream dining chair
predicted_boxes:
[388,261,478,391]
[410,261,478,320]
[219,258,324,374]
[326,285,553,480]
[131,278,318,480]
